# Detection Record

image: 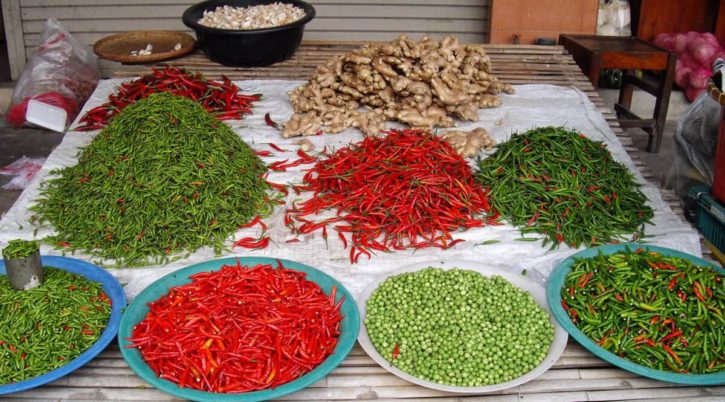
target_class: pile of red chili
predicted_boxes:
[287,129,492,263]
[76,66,260,131]
[126,261,343,393]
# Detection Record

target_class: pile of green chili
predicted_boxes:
[562,248,724,374]
[475,126,653,249]
[2,240,39,260]
[0,267,111,384]
[31,93,273,267]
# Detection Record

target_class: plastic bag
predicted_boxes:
[666,91,720,197]
[597,0,631,36]
[5,18,99,131]
[0,157,46,190]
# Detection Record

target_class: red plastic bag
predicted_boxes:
[6,18,99,130]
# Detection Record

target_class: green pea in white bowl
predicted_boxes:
[357,259,568,393]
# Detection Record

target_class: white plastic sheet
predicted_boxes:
[0,80,701,300]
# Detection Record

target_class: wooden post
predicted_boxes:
[1,0,26,80]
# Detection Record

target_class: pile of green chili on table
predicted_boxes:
[0,267,111,385]
[31,93,274,267]
[475,126,653,249]
[561,248,724,374]
[2,240,39,260]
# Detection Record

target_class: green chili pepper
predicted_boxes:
[561,247,724,374]
[2,240,39,260]
[30,93,277,267]
[0,267,111,384]
[475,127,653,249]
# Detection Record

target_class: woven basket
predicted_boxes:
[93,31,196,64]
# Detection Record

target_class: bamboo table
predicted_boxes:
[4,42,723,402]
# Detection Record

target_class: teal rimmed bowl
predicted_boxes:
[118,256,359,402]
[547,243,725,385]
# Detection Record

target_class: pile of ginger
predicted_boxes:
[283,35,514,137]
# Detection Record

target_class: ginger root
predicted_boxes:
[284,35,513,137]
[440,128,495,158]
[295,138,315,152]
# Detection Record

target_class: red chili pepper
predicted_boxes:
[337,231,348,249]
[286,129,489,262]
[296,149,316,163]
[668,277,677,291]
[527,210,539,226]
[266,180,289,196]
[614,293,624,302]
[577,272,593,288]
[693,281,707,302]
[126,262,342,393]
[662,344,682,365]
[233,236,270,249]
[392,343,400,359]
[75,66,259,131]
[650,315,660,324]
[240,216,262,228]
[268,143,287,152]
[660,330,683,343]
[264,113,279,128]
[256,150,273,157]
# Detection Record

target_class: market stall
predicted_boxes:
[0,39,723,401]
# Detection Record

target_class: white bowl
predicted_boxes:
[357,259,568,394]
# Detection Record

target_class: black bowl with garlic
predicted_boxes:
[182,0,316,67]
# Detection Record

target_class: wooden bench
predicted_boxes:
[559,34,676,153]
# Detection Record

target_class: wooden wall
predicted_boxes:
[3,0,491,79]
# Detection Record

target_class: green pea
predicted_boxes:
[366,267,554,387]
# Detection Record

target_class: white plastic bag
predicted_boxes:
[5,18,99,131]
[666,91,720,196]
[597,0,631,36]
[0,157,46,190]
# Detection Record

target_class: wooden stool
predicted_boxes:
[558,34,676,153]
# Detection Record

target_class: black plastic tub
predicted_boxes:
[182,0,316,67]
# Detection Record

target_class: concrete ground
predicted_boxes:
[598,87,691,187]
[0,85,694,216]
